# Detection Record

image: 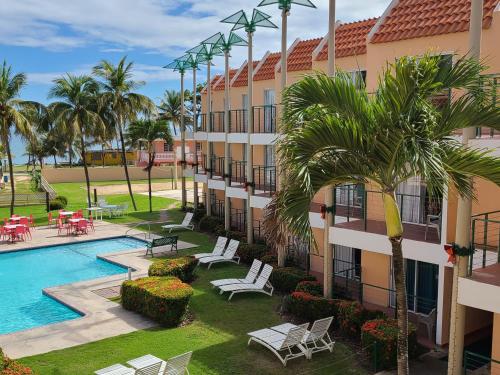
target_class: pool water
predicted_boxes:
[0,237,145,335]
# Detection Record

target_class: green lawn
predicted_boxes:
[18,227,368,375]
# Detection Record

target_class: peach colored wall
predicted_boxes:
[440,266,454,346]
[493,313,500,373]
[312,54,368,74]
[464,307,493,336]
[252,145,265,166]
[230,144,245,161]
[310,227,325,274]
[361,251,391,306]
[230,197,245,210]
[253,79,274,107]
[212,142,224,158]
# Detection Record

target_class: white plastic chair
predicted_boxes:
[218,264,274,301]
[161,213,194,233]
[211,259,262,288]
[194,236,228,259]
[417,308,436,340]
[197,239,240,269]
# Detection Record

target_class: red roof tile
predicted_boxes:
[253,52,281,81]
[371,0,500,43]
[232,61,260,87]
[316,18,378,60]
[213,69,238,91]
[282,38,322,72]
[202,74,222,93]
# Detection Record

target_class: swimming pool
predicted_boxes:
[0,237,146,335]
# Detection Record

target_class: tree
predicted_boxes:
[49,74,106,208]
[273,55,500,374]
[0,61,36,215]
[93,57,155,211]
[158,90,191,135]
[127,119,172,212]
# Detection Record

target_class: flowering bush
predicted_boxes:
[148,256,197,282]
[237,243,269,265]
[269,267,317,293]
[121,276,193,327]
[336,301,386,337]
[361,319,418,371]
[283,291,336,322]
[295,280,323,296]
[0,349,33,374]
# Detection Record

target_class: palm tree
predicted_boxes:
[272,55,500,374]
[93,57,156,211]
[0,61,36,215]
[49,74,106,208]
[127,119,172,212]
[158,90,191,135]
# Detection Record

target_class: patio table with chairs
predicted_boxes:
[1,215,34,243]
[54,210,95,236]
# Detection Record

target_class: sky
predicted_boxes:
[1,0,390,164]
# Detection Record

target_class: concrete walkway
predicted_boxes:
[0,221,197,358]
[376,351,448,375]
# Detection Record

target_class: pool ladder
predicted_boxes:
[125,221,158,240]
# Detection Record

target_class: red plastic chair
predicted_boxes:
[56,218,69,236]
[19,218,31,240]
[88,214,95,232]
[14,226,26,242]
[76,220,88,235]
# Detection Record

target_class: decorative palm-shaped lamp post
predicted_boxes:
[165,58,190,209]
[258,0,316,90]
[187,43,224,216]
[222,9,278,244]
[202,31,248,230]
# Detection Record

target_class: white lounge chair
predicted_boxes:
[127,352,192,375]
[248,323,309,366]
[194,236,228,259]
[218,264,274,301]
[270,317,335,358]
[197,239,240,269]
[210,259,262,288]
[161,213,194,233]
[95,361,162,375]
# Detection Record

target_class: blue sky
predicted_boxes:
[1,0,389,164]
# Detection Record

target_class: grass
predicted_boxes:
[18,225,368,375]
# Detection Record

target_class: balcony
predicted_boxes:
[210,111,225,133]
[332,184,442,245]
[252,166,276,196]
[229,160,247,185]
[210,195,225,221]
[229,109,248,133]
[230,207,246,233]
[208,156,225,179]
[252,105,276,134]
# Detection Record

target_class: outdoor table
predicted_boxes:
[4,224,27,242]
[86,207,103,221]
[9,216,27,224]
[68,218,88,235]
[101,205,118,218]
[59,211,74,223]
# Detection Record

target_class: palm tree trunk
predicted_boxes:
[68,144,73,168]
[118,119,137,211]
[382,191,408,375]
[5,132,15,216]
[148,151,154,213]
[80,136,92,209]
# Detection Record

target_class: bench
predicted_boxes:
[146,236,178,257]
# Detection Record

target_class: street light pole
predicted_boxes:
[180,71,187,209]
[193,66,199,209]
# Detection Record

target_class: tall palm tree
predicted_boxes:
[93,57,155,211]
[273,55,500,374]
[0,61,36,215]
[158,90,191,135]
[49,74,106,208]
[127,119,172,212]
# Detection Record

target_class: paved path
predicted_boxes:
[0,221,198,358]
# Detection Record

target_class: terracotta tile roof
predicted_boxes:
[254,52,281,81]
[232,61,260,87]
[202,74,222,93]
[213,69,238,91]
[282,38,322,72]
[371,0,500,44]
[316,18,378,60]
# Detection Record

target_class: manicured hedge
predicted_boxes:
[199,216,223,232]
[295,280,323,297]
[237,243,269,265]
[269,267,316,293]
[0,348,33,374]
[148,256,197,283]
[336,300,386,337]
[361,319,418,371]
[283,291,336,322]
[121,277,193,327]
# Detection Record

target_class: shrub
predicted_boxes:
[361,319,418,371]
[148,256,197,282]
[198,216,223,232]
[121,276,193,327]
[336,301,387,337]
[283,292,336,322]
[0,348,33,374]
[225,230,246,242]
[295,280,323,296]
[55,195,68,206]
[49,198,65,210]
[237,243,269,265]
[214,225,226,238]
[260,254,278,266]
[192,208,206,222]
[269,267,316,293]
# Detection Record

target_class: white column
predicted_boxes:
[246,32,254,244]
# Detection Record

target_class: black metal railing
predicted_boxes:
[475,73,500,138]
[211,111,225,132]
[195,153,207,175]
[230,160,247,185]
[230,207,246,233]
[229,109,248,133]
[253,105,276,133]
[210,197,224,221]
[469,209,500,273]
[463,351,500,374]
[253,219,265,242]
[209,156,225,177]
[253,165,276,194]
[197,113,207,132]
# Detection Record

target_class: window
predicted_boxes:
[264,89,275,132]
[163,142,173,152]
[348,70,366,89]
[334,246,361,280]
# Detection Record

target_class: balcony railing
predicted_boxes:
[230,207,246,233]
[253,219,265,242]
[229,109,248,133]
[210,195,224,221]
[253,165,276,194]
[333,184,443,244]
[209,156,225,177]
[230,160,247,185]
[211,111,225,133]
[253,105,276,133]
[469,209,500,273]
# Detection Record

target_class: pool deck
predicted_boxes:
[0,221,198,359]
